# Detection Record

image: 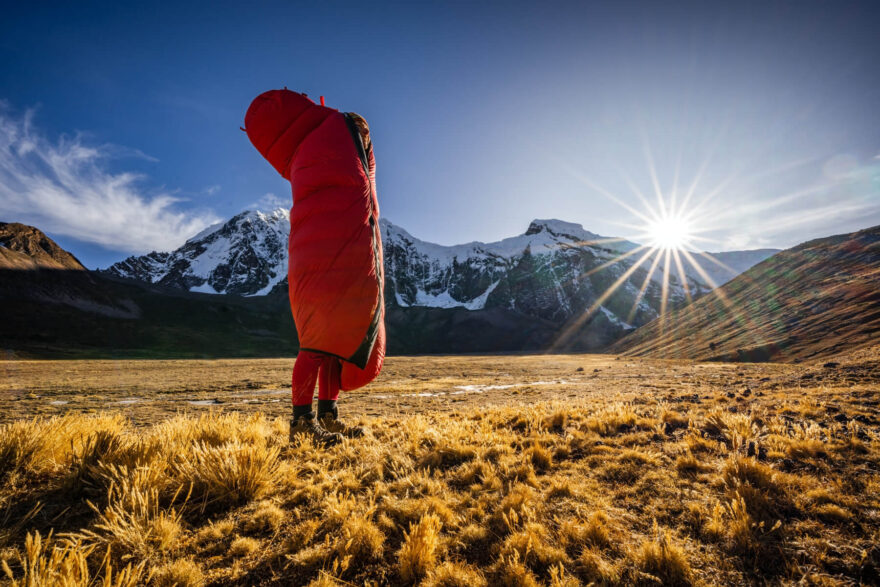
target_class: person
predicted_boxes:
[243,90,386,447]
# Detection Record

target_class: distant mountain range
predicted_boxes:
[613,224,880,362]
[103,209,778,339]
[3,215,877,362]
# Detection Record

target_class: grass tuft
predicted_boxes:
[149,557,204,587]
[177,440,279,509]
[423,560,488,587]
[636,522,692,586]
[229,536,260,557]
[398,513,442,583]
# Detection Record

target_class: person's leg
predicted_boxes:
[290,351,343,446]
[317,357,365,437]
[317,356,341,419]
[291,350,322,419]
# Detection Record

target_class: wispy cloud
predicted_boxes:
[248,192,288,211]
[0,104,219,254]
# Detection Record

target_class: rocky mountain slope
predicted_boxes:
[381,218,776,326]
[0,222,85,270]
[104,209,777,343]
[104,209,288,296]
[612,225,880,362]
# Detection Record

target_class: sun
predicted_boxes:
[647,215,693,250]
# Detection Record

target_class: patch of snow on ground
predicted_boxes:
[389,380,572,399]
[455,384,515,392]
[235,389,288,396]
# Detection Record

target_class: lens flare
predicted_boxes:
[550,127,827,354]
[647,215,693,250]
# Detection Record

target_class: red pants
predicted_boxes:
[292,350,341,406]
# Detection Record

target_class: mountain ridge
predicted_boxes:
[2,217,874,362]
[103,209,777,322]
[100,209,780,347]
[0,222,86,271]
[612,224,880,362]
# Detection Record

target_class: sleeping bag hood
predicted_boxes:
[244,89,385,391]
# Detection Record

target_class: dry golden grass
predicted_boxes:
[0,352,878,585]
[398,513,442,583]
[149,557,204,587]
[1,531,146,587]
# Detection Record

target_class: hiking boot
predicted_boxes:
[317,400,366,438]
[289,413,343,447]
[319,413,366,438]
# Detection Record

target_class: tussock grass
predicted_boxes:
[582,403,639,436]
[490,550,540,587]
[1,353,878,585]
[149,557,203,587]
[229,535,260,556]
[636,522,692,585]
[241,500,285,534]
[76,482,184,562]
[423,560,487,586]
[177,440,280,509]
[578,548,620,584]
[398,513,442,583]
[499,522,569,574]
[335,512,385,565]
[1,531,145,587]
[526,442,553,473]
[0,414,126,480]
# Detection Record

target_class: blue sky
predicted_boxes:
[1,0,879,268]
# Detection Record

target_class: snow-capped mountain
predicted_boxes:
[104,209,778,333]
[383,219,634,308]
[104,209,289,296]
[381,218,755,329]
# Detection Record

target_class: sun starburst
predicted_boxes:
[550,145,758,351]
[646,214,693,251]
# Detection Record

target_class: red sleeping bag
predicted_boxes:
[244,89,385,391]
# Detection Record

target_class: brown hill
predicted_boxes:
[0,222,86,270]
[612,225,880,362]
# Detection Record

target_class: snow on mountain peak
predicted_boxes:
[186,221,225,245]
[105,207,291,296]
[527,218,595,238]
[104,209,775,322]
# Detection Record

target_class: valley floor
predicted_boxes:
[0,353,878,585]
